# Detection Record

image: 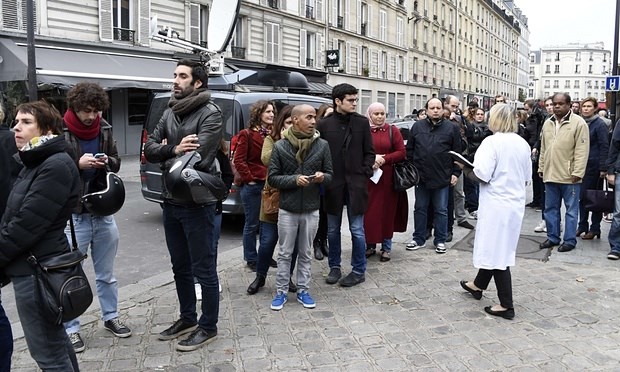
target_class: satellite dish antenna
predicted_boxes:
[149,0,240,75]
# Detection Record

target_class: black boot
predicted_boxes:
[247,274,266,295]
[314,239,324,260]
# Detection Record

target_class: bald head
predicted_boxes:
[445,95,460,113]
[291,104,317,135]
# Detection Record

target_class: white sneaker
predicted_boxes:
[435,243,447,254]
[219,283,222,293]
[195,283,202,301]
[534,220,546,233]
[406,240,426,251]
[468,210,478,220]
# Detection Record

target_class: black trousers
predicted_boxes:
[314,195,328,243]
[473,267,513,309]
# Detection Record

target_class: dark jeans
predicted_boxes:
[532,161,543,205]
[579,171,604,233]
[163,203,219,332]
[240,182,264,264]
[448,185,455,230]
[473,267,513,309]
[256,221,298,276]
[12,275,78,371]
[413,185,449,245]
[464,177,479,212]
[0,290,12,372]
[314,195,328,243]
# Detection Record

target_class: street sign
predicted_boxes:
[606,76,620,91]
[325,50,339,67]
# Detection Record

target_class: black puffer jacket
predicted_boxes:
[0,136,80,276]
[268,134,333,213]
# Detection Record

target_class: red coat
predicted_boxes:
[364,124,408,243]
[232,129,267,184]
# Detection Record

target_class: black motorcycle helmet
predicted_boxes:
[164,151,228,205]
[82,172,126,216]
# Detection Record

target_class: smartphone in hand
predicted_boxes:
[94,153,106,159]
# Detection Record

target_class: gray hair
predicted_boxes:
[488,103,517,133]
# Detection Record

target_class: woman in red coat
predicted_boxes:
[364,102,407,262]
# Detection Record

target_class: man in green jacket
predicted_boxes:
[538,92,590,252]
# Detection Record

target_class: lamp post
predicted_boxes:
[26,0,37,101]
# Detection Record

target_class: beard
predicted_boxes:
[174,85,194,99]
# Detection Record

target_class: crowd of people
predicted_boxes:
[2,63,620,370]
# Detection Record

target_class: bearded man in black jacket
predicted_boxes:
[316,83,375,287]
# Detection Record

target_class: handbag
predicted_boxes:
[583,181,615,213]
[27,218,93,325]
[262,186,280,215]
[387,125,419,191]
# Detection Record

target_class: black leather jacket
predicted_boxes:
[144,98,223,204]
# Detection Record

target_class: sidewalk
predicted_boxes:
[9,202,620,371]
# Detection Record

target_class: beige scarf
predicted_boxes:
[283,127,319,164]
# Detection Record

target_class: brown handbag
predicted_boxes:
[262,186,280,215]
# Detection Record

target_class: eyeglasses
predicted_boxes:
[344,98,359,103]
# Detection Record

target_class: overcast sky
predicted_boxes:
[515,0,616,52]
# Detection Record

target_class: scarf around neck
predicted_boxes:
[284,127,319,164]
[64,109,101,140]
[168,88,211,116]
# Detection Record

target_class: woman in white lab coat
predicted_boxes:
[458,103,532,320]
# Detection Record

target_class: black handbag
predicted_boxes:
[387,125,419,191]
[27,219,93,325]
[583,182,615,214]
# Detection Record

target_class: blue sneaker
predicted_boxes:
[270,292,287,311]
[296,290,316,309]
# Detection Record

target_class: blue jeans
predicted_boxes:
[64,213,119,334]
[327,209,367,275]
[0,290,12,372]
[544,182,580,247]
[607,175,620,253]
[13,275,79,371]
[163,203,219,332]
[240,182,264,264]
[413,185,449,246]
[256,221,298,276]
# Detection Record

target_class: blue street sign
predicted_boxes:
[606,76,620,91]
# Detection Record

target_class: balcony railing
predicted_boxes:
[305,5,314,19]
[231,46,246,59]
[306,58,314,67]
[113,27,135,43]
[360,22,367,36]
[268,0,279,9]
[337,16,343,29]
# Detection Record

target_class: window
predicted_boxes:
[380,51,387,79]
[530,54,535,63]
[231,17,246,59]
[575,65,581,74]
[379,10,387,42]
[113,0,134,42]
[397,93,405,117]
[555,52,560,61]
[575,52,581,61]
[265,23,280,63]
[544,80,550,88]
[554,65,560,74]
[413,57,419,81]
[564,80,570,88]
[545,65,551,74]
[588,65,593,74]
[574,80,580,88]
[1,0,36,31]
[553,80,559,88]
[377,91,387,108]
[299,30,316,67]
[396,18,404,47]
[361,90,372,114]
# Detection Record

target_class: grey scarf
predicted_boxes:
[168,88,211,116]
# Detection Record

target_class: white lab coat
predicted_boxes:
[472,132,532,269]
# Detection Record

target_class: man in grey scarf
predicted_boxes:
[144,59,223,351]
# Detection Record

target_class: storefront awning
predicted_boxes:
[0,38,177,90]
[306,82,333,95]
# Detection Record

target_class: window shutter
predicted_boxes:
[331,0,337,26]
[344,0,350,30]
[357,0,362,34]
[357,45,362,75]
[138,0,151,46]
[316,0,323,21]
[346,42,351,73]
[189,3,200,43]
[99,0,113,41]
[300,29,307,67]
[274,24,281,63]
[266,24,273,62]
[315,33,322,69]
[367,4,372,37]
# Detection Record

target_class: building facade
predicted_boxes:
[528,42,611,105]
[0,0,530,154]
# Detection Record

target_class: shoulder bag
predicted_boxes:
[388,125,419,191]
[583,179,615,214]
[261,185,280,215]
[27,218,93,325]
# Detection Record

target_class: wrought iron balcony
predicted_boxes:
[268,0,279,9]
[305,5,314,19]
[306,58,314,67]
[231,46,246,59]
[361,23,366,36]
[113,27,135,43]
[337,16,343,29]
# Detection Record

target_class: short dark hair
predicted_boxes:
[16,100,63,135]
[177,59,208,87]
[552,92,571,104]
[66,82,110,112]
[467,101,479,108]
[331,83,358,106]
